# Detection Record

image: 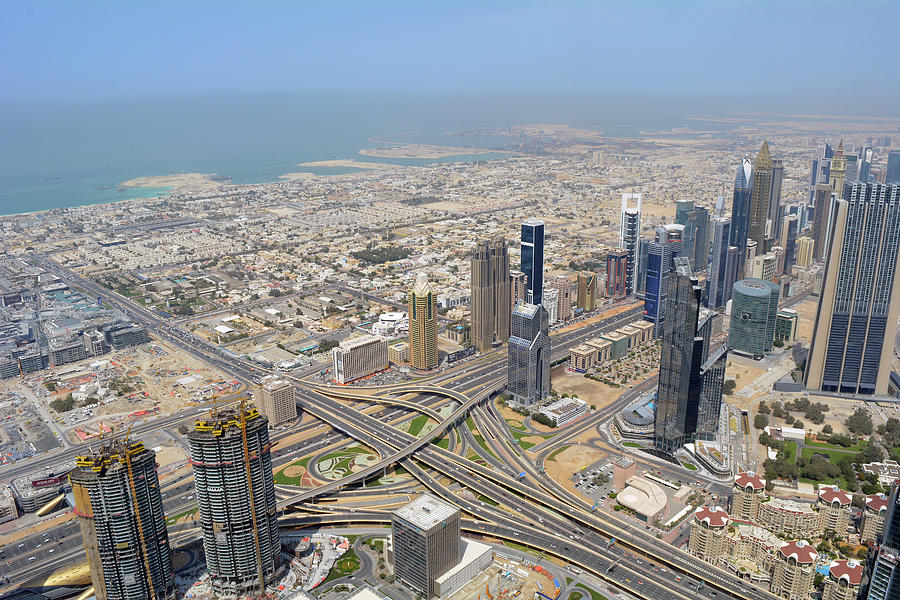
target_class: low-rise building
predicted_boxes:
[629,319,655,344]
[732,472,766,522]
[817,485,851,537]
[540,397,588,427]
[0,487,18,524]
[774,309,799,344]
[388,341,409,364]
[862,459,900,486]
[601,330,629,359]
[49,336,86,367]
[770,540,817,600]
[617,476,667,523]
[585,338,613,362]
[612,455,636,490]
[822,558,864,600]
[433,539,492,597]
[688,506,729,564]
[569,344,597,371]
[332,334,389,384]
[757,498,822,539]
[861,493,889,543]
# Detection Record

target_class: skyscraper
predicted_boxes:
[654,258,727,453]
[858,146,873,183]
[509,270,527,313]
[887,150,900,184]
[470,238,510,352]
[865,483,900,600]
[606,250,628,300]
[520,219,545,305]
[769,158,785,241]
[809,141,834,203]
[779,213,799,275]
[507,302,550,405]
[544,275,573,321]
[795,237,814,268]
[748,141,774,251]
[392,495,461,599]
[643,224,685,334]
[576,271,599,312]
[812,183,834,261]
[409,272,438,370]
[731,156,752,278]
[621,193,642,295]
[805,182,900,396]
[829,141,847,195]
[189,406,281,596]
[706,217,740,310]
[257,375,297,426]
[675,201,710,271]
[728,279,780,359]
[70,438,175,600]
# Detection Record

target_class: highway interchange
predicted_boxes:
[2,260,775,600]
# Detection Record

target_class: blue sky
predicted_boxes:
[2,1,899,113]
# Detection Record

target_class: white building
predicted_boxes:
[332,334,389,384]
[543,288,559,325]
[540,397,588,426]
[434,539,493,597]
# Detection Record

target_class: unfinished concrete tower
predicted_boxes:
[188,405,281,596]
[69,438,175,600]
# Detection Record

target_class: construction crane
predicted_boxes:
[239,399,266,596]
[122,425,156,600]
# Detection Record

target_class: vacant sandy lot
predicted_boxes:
[550,366,631,409]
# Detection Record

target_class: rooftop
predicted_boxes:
[393,494,458,531]
[829,559,863,585]
[694,506,729,528]
[779,540,817,564]
[734,471,765,491]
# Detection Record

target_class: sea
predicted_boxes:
[0,92,738,217]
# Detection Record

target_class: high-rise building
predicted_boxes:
[731,156,753,278]
[688,506,728,565]
[70,439,176,600]
[749,252,778,282]
[543,288,559,324]
[653,258,727,453]
[810,142,835,203]
[470,238,510,351]
[858,146,874,183]
[606,250,628,300]
[729,279,780,359]
[576,271,599,312]
[779,214,799,275]
[887,150,900,184]
[804,182,900,396]
[731,472,766,522]
[868,484,900,599]
[507,302,550,405]
[392,495,461,599]
[409,272,438,370]
[509,270,527,313]
[642,224,685,334]
[769,158,785,241]
[675,201,710,271]
[770,541,817,600]
[256,375,297,426]
[621,193,642,295]
[795,237,814,268]
[822,559,864,600]
[707,217,740,310]
[812,183,835,261]
[332,334,389,384]
[520,219,545,305]
[829,141,847,196]
[748,141,774,251]
[545,275,573,321]
[188,406,281,596]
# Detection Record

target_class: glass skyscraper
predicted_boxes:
[728,279,780,359]
[707,217,740,310]
[730,156,752,278]
[654,258,726,453]
[805,182,900,396]
[520,218,544,305]
[620,193,642,295]
[866,483,900,599]
[643,224,684,334]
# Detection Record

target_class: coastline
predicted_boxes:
[118,172,225,193]
[358,143,509,159]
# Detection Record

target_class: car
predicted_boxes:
[28,557,36,561]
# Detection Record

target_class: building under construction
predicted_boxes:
[69,438,175,600]
[188,405,281,596]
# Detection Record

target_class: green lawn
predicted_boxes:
[681,461,698,471]
[505,418,525,430]
[622,441,642,448]
[165,506,198,525]
[408,415,431,436]
[473,434,500,460]
[801,446,860,462]
[274,456,312,485]
[477,494,499,507]
[575,583,609,600]
[547,445,570,462]
[431,436,450,449]
[517,438,536,450]
[806,439,863,452]
[466,417,476,431]
[783,440,797,463]
[322,548,360,584]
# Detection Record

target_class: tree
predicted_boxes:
[723,380,736,395]
[846,408,873,435]
[822,424,833,435]
[754,414,769,430]
[50,395,75,412]
[177,425,189,435]
[758,402,771,415]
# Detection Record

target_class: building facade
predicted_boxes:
[770,540,817,600]
[643,224,685,333]
[729,278,780,359]
[621,193,642,295]
[861,493,888,543]
[333,334,389,384]
[707,217,740,310]
[70,439,176,600]
[520,219,545,305]
[822,559,863,600]
[756,498,822,538]
[731,472,766,522]
[795,237,814,268]
[675,201,710,272]
[774,309,799,344]
[749,142,774,252]
[688,506,728,564]
[544,275,573,322]
[606,250,628,300]
[817,485,851,536]
[409,272,439,370]
[470,238,510,351]
[576,271,599,312]
[732,156,753,278]
[392,495,461,599]
[507,302,550,405]
[188,407,281,596]
[804,182,900,395]
[812,183,834,262]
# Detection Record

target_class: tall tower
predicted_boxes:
[865,482,900,600]
[654,258,726,453]
[643,224,685,334]
[887,150,900,184]
[520,219,545,305]
[706,217,739,310]
[779,213,799,275]
[576,271,598,312]
[829,141,847,196]
[507,302,550,405]
[70,438,175,600]
[257,375,296,427]
[606,250,628,300]
[812,183,834,261]
[470,238,510,352]
[748,141,774,251]
[409,272,438,370]
[730,156,752,278]
[675,201,710,271]
[621,193,642,295]
[729,279,780,359]
[805,182,900,396]
[392,495,461,598]
[188,405,281,596]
